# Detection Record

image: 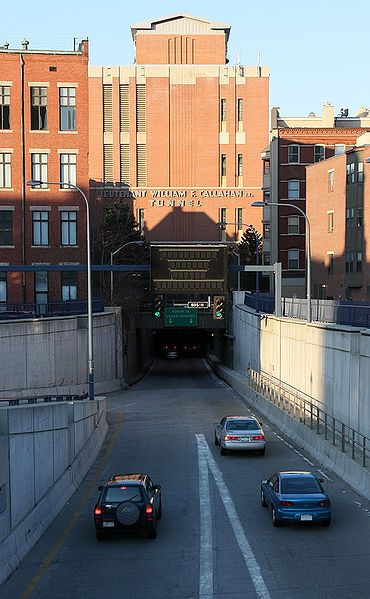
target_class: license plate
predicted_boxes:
[240,437,250,442]
[103,521,115,527]
[300,514,313,521]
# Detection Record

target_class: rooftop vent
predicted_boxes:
[21,38,29,50]
[340,108,349,117]
[308,112,316,117]
[2,42,9,49]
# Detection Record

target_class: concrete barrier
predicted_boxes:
[209,357,370,502]
[0,399,107,585]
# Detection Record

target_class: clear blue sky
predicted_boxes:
[2,0,368,118]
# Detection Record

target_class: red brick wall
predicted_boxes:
[135,34,227,65]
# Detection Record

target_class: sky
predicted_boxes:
[1,0,368,118]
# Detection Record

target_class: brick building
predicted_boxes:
[261,103,370,297]
[0,39,89,308]
[88,13,269,242]
[307,134,370,301]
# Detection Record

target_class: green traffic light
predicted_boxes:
[216,311,222,317]
[154,310,161,317]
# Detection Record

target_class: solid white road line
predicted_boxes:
[196,434,214,599]
[198,434,272,599]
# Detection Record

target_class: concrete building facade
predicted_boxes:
[307,135,370,301]
[88,13,269,242]
[0,40,89,307]
[261,103,370,298]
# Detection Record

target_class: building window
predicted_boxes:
[237,208,243,230]
[60,153,77,188]
[220,207,226,226]
[345,252,354,272]
[288,249,299,270]
[61,210,77,246]
[358,162,363,183]
[31,153,48,187]
[328,211,334,232]
[288,145,299,164]
[0,272,6,304]
[0,86,10,130]
[328,170,334,192]
[32,211,49,246]
[263,253,270,265]
[61,271,77,301]
[0,153,11,188]
[35,271,48,306]
[357,207,363,228]
[138,208,145,237]
[59,87,76,131]
[0,210,13,245]
[30,86,47,130]
[327,252,334,273]
[334,144,345,155]
[287,179,299,199]
[314,145,325,162]
[237,154,243,176]
[263,223,270,239]
[136,85,146,133]
[220,98,226,125]
[356,251,363,272]
[346,162,355,184]
[263,160,270,175]
[221,154,226,186]
[237,98,243,123]
[288,215,299,234]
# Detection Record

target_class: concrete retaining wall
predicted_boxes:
[0,308,125,398]
[232,295,370,438]
[0,399,107,585]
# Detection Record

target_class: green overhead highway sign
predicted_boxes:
[164,307,198,327]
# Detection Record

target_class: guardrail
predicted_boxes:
[0,393,88,406]
[248,368,370,468]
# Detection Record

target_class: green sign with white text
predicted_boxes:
[164,307,198,327]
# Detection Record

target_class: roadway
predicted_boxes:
[2,358,370,599]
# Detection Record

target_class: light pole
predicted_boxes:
[110,240,144,304]
[217,221,260,310]
[27,179,95,400]
[252,201,312,323]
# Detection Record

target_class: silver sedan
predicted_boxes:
[214,416,266,455]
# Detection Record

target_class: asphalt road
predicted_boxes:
[2,358,370,599]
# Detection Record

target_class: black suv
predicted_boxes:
[94,473,162,540]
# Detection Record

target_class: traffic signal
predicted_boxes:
[153,296,163,318]
[213,296,225,319]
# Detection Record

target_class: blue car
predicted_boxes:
[261,471,331,527]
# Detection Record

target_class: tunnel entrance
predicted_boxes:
[153,328,213,359]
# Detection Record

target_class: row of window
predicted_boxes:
[0,209,78,246]
[346,162,363,184]
[0,271,78,304]
[287,144,345,164]
[0,85,77,131]
[220,98,244,125]
[0,152,76,189]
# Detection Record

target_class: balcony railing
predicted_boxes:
[0,298,104,320]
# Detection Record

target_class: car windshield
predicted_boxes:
[104,485,144,503]
[281,477,322,494]
[226,420,260,431]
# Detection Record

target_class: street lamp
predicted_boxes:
[27,179,95,400]
[110,240,144,304]
[217,220,260,310]
[252,201,312,323]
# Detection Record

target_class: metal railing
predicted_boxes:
[248,368,370,468]
[0,298,104,320]
[0,393,88,406]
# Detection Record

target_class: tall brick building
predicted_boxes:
[88,13,269,242]
[307,134,370,301]
[0,39,89,307]
[261,103,370,297]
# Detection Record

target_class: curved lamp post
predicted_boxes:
[252,201,312,323]
[27,179,95,399]
[110,240,144,304]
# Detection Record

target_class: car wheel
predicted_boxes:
[261,489,267,507]
[96,531,106,541]
[258,448,266,456]
[215,433,219,446]
[272,507,282,527]
[220,445,228,456]
[157,499,162,520]
[148,518,158,539]
[323,518,331,527]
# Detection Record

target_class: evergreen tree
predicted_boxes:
[237,226,262,291]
